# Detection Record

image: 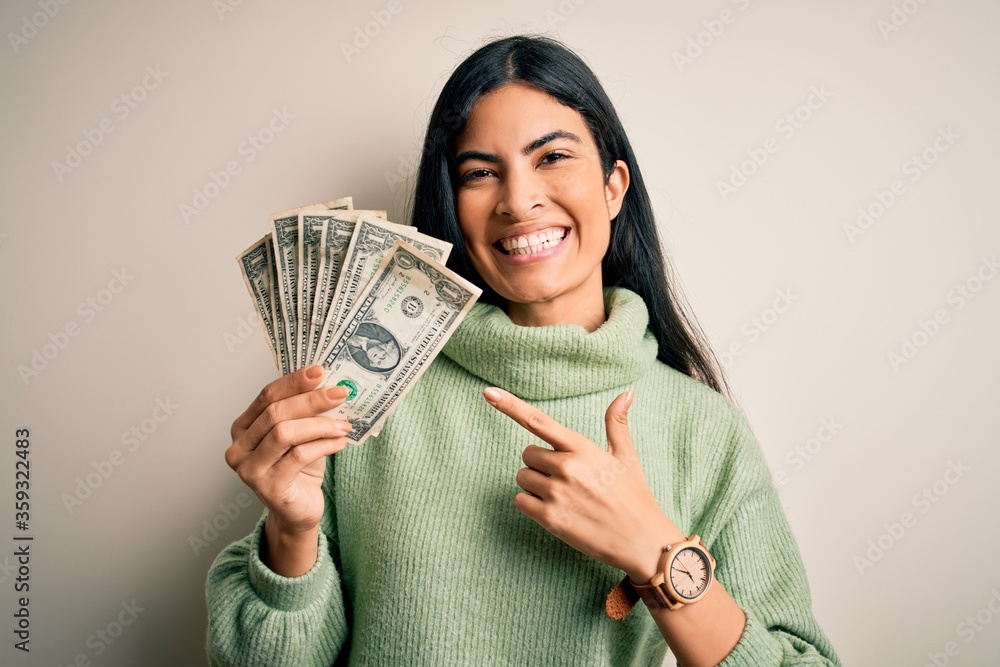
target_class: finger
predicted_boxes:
[483,387,580,451]
[242,385,349,455]
[227,410,344,473]
[513,490,545,518]
[521,444,560,476]
[605,391,637,461]
[232,365,326,439]
[246,416,352,473]
[236,385,348,461]
[270,437,350,480]
[515,466,552,500]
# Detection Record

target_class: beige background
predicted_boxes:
[2,1,998,665]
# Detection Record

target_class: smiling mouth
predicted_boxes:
[495,227,568,255]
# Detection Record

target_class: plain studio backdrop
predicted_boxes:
[1,1,998,665]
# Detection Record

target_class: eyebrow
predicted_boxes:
[453,130,582,167]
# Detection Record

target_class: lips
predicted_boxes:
[495,227,568,255]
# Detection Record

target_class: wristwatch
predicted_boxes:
[605,534,716,620]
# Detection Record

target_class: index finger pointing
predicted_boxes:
[483,387,579,451]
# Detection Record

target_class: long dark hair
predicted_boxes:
[408,34,732,399]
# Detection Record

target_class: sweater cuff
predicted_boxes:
[718,610,783,666]
[246,512,334,612]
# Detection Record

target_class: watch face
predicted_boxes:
[669,547,711,600]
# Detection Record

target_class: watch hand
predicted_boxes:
[672,563,702,587]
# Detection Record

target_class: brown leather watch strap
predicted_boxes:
[605,575,641,620]
[632,577,672,611]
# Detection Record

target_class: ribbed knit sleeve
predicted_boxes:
[692,403,841,666]
[204,462,350,666]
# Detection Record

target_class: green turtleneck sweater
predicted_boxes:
[205,288,841,666]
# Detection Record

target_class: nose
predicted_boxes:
[495,164,544,221]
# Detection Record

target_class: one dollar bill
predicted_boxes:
[269,198,355,371]
[316,240,481,444]
[299,210,387,366]
[236,235,284,372]
[317,213,452,361]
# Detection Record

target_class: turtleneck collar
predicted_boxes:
[441,287,658,400]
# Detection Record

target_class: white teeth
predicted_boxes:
[499,228,567,255]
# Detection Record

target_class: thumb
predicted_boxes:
[605,391,636,461]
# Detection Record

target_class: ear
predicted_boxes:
[605,159,630,220]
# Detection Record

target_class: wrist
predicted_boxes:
[621,515,686,583]
[265,513,319,539]
[262,516,320,577]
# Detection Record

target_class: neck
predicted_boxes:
[504,276,608,332]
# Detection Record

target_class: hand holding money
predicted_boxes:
[225,366,352,577]
[237,196,482,445]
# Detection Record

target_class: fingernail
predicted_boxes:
[336,420,352,434]
[483,387,502,405]
[306,365,323,379]
[623,391,634,409]
[326,386,347,400]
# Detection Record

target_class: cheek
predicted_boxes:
[586,227,612,263]
[565,187,611,254]
[455,193,488,246]
[462,238,495,289]
[462,239,485,271]
[557,170,610,216]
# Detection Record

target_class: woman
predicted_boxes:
[207,35,841,666]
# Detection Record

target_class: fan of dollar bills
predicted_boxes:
[237,196,482,445]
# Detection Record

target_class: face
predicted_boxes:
[452,82,628,325]
[367,344,387,366]
[364,340,398,369]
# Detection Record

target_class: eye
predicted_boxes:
[540,151,571,165]
[459,167,495,184]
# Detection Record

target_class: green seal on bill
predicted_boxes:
[336,379,359,401]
